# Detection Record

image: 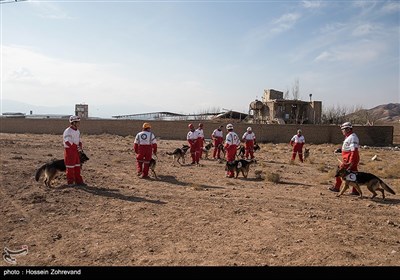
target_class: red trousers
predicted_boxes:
[245,140,255,159]
[198,137,204,159]
[291,143,304,162]
[188,141,200,164]
[64,147,83,185]
[225,145,237,177]
[136,145,152,177]
[213,137,223,159]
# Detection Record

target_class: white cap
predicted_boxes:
[340,122,352,130]
[247,127,252,131]
[69,115,81,123]
[226,124,233,130]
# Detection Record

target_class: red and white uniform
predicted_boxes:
[290,134,305,162]
[63,126,83,185]
[211,128,224,159]
[225,131,240,177]
[187,129,199,164]
[341,132,360,168]
[334,132,360,191]
[134,130,157,177]
[195,128,205,159]
[242,131,256,159]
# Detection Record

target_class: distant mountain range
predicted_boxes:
[2,99,399,123]
[346,103,400,124]
[0,99,149,119]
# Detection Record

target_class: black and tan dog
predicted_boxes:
[236,145,245,159]
[237,144,260,159]
[166,144,190,165]
[217,143,226,159]
[335,167,396,199]
[35,150,89,187]
[225,159,257,179]
[149,158,158,179]
[202,142,214,159]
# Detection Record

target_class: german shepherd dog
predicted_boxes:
[303,148,310,162]
[35,150,89,187]
[149,158,158,179]
[237,144,260,159]
[202,142,214,159]
[166,144,190,165]
[335,167,396,199]
[236,145,245,159]
[217,143,226,158]
[225,159,257,179]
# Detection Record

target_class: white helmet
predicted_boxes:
[340,122,352,130]
[226,123,233,130]
[69,115,81,123]
[247,127,252,132]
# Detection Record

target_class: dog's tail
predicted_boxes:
[379,179,396,195]
[35,164,47,182]
[166,152,174,155]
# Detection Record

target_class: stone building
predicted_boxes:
[248,89,322,124]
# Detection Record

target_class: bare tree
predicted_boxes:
[291,78,300,100]
[347,105,381,125]
[321,104,351,125]
[197,106,221,115]
[284,88,289,99]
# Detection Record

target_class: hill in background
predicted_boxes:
[347,103,400,124]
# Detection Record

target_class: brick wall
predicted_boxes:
[0,118,394,146]
[387,123,400,145]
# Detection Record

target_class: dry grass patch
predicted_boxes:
[266,172,280,183]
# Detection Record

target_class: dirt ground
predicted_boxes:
[1,132,400,268]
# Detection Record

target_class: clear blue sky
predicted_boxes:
[1,0,399,118]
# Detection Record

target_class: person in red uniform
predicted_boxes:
[242,126,256,159]
[134,122,157,179]
[187,123,199,165]
[289,129,305,163]
[63,115,85,186]
[328,122,360,195]
[211,125,224,160]
[224,123,240,178]
[196,123,205,159]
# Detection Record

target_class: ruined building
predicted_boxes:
[248,89,322,124]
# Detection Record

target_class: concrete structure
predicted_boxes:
[248,89,322,124]
[112,110,248,121]
[0,118,393,146]
[75,104,88,119]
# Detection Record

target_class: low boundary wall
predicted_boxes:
[0,118,394,146]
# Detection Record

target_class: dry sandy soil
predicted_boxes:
[1,133,400,270]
